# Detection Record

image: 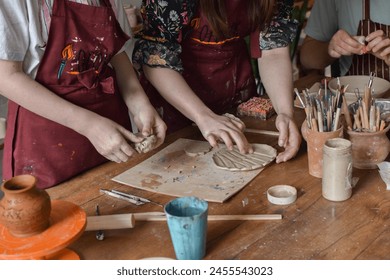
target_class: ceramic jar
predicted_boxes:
[301,121,343,178]
[0,174,51,237]
[322,138,353,201]
[346,126,390,169]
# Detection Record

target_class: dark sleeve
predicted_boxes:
[258,0,298,51]
[132,0,197,73]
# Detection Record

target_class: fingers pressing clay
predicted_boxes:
[355,36,367,54]
[133,134,157,153]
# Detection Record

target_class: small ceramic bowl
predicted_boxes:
[328,75,390,105]
[267,185,297,205]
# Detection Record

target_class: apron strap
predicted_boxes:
[41,0,115,34]
[40,0,52,34]
[101,0,113,8]
[363,0,370,20]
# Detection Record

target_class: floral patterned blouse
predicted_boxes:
[133,0,297,73]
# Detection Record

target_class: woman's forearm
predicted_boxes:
[0,60,99,135]
[110,52,154,116]
[257,46,294,117]
[300,36,336,70]
[143,66,214,123]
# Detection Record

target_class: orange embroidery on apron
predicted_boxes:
[191,36,240,45]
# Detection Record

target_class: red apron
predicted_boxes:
[347,0,390,81]
[3,0,132,189]
[143,0,256,133]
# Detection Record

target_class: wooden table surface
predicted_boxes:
[46,74,390,260]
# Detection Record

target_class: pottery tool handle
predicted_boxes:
[85,213,135,231]
[341,95,353,129]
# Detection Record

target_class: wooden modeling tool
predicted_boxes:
[95,205,105,241]
[244,128,280,137]
[100,189,163,207]
[84,212,282,231]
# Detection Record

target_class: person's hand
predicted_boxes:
[84,116,144,163]
[328,30,365,58]
[196,112,252,154]
[132,105,167,149]
[365,30,390,66]
[274,113,301,163]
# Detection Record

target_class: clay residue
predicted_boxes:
[158,150,185,164]
[141,173,162,189]
[184,141,212,157]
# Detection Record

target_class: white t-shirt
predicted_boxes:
[304,0,390,75]
[0,0,133,79]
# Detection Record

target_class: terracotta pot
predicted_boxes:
[346,126,390,169]
[0,175,51,237]
[301,121,344,178]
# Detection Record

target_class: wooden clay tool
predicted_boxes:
[244,128,280,137]
[85,212,282,231]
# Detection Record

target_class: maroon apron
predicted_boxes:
[347,0,390,81]
[3,0,132,189]
[143,0,256,133]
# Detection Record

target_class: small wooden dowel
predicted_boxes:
[244,128,279,137]
[208,214,282,221]
[193,122,280,137]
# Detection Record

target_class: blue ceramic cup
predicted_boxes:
[164,196,208,260]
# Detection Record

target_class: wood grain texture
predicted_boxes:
[45,75,390,260]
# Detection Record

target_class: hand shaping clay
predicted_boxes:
[134,134,157,153]
[212,143,277,171]
[223,113,244,124]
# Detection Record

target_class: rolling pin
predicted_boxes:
[85,213,136,231]
[244,128,279,136]
[85,212,281,231]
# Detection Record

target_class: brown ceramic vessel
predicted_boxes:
[0,174,51,237]
[346,126,390,169]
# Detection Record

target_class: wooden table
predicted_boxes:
[46,74,390,260]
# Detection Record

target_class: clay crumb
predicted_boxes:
[242,197,249,207]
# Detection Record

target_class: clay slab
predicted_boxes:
[112,138,270,203]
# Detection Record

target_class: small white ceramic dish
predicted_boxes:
[267,185,297,205]
[328,75,390,105]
